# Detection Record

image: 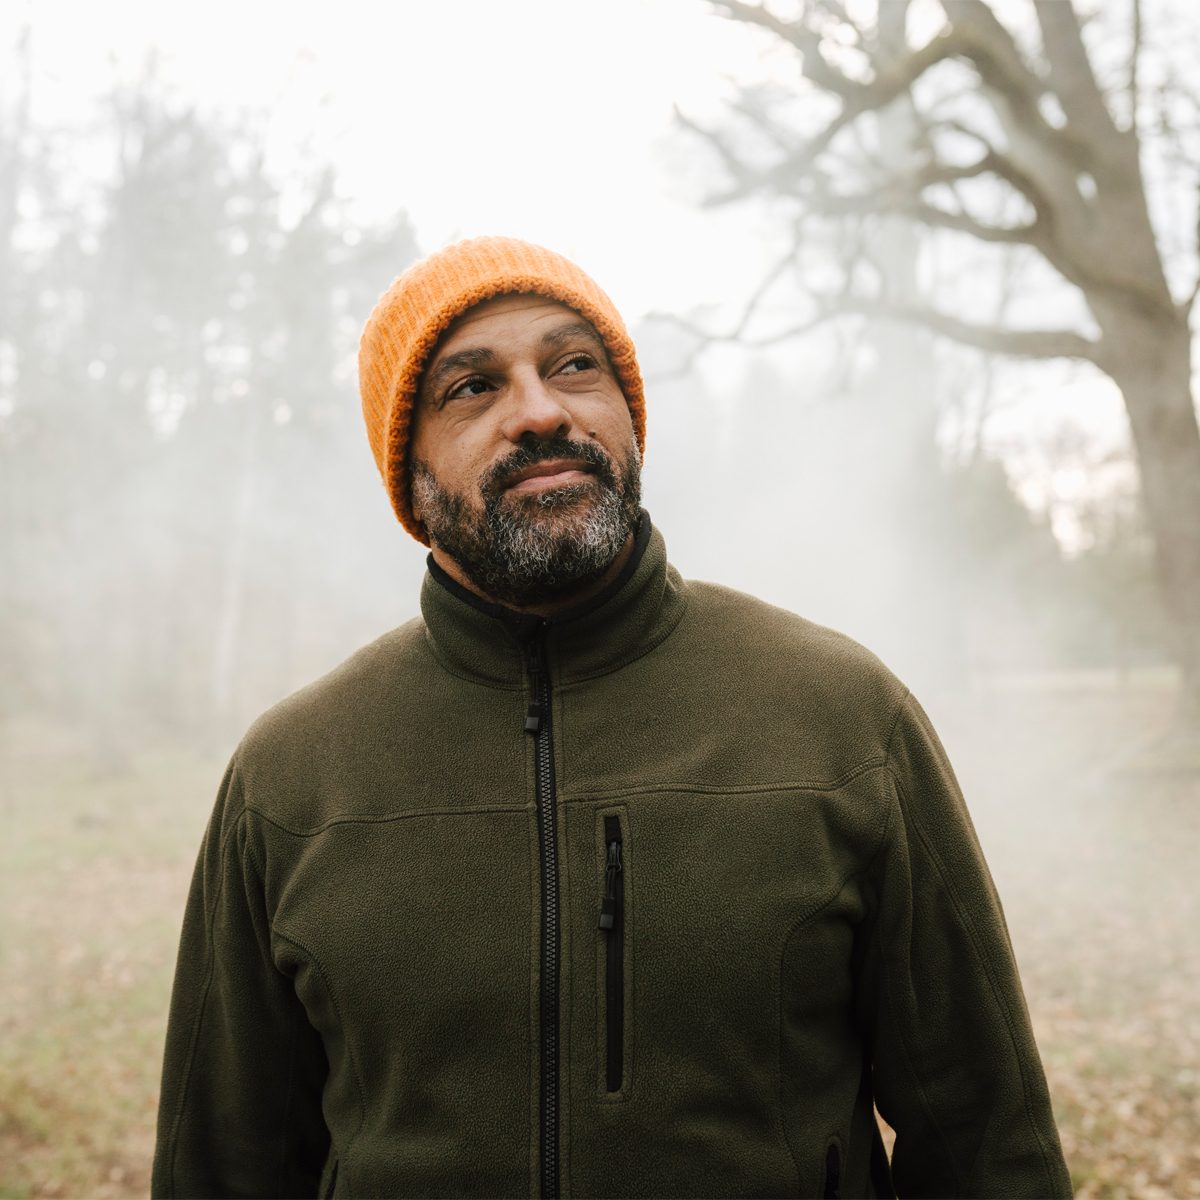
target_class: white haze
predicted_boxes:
[2,3,1198,1195]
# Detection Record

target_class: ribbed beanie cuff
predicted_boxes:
[358,235,647,544]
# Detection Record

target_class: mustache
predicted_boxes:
[482,435,619,499]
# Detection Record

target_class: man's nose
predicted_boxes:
[498,369,571,444]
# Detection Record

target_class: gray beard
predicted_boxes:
[411,439,642,610]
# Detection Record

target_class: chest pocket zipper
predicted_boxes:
[598,814,625,1093]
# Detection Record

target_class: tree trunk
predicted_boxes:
[1102,306,1200,712]
[865,1,967,692]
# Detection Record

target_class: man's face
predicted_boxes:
[409,293,642,608]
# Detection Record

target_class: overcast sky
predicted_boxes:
[6,0,1176,549]
[5,0,793,320]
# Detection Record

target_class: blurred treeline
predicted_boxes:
[0,64,423,756]
[0,54,1173,761]
[642,327,1169,698]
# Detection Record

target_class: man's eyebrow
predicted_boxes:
[540,321,607,355]
[421,347,498,406]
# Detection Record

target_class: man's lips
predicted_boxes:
[503,459,595,493]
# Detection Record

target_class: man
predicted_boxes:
[153,236,1071,1199]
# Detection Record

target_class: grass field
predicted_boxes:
[936,670,1200,1199]
[1,674,1197,1198]
[0,725,215,1198]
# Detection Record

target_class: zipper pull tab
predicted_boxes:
[598,839,622,929]
[524,633,545,734]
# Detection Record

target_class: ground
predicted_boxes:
[1,671,1196,1198]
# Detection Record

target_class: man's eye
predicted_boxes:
[559,354,596,375]
[446,376,493,402]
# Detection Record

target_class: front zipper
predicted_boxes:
[524,627,560,1199]
[598,815,624,1092]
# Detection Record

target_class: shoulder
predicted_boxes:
[679,577,910,755]
[234,616,429,784]
[683,578,904,686]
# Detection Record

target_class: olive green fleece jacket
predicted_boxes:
[153,514,1071,1199]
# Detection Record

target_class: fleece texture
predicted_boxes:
[357,236,646,544]
[152,515,1071,1199]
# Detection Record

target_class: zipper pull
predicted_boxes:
[524,632,545,735]
[599,839,622,929]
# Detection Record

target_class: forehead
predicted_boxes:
[431,293,593,358]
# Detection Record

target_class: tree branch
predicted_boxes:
[944,0,1094,170]
[1033,0,1119,146]
[674,104,757,192]
[1180,272,1200,321]
[804,150,1042,224]
[828,295,1103,363]
[726,90,794,156]
[906,201,1042,245]
[925,120,1057,212]
[706,0,859,99]
[792,147,1059,262]
[910,126,1119,304]
[640,223,811,373]
[1128,0,1142,136]
[699,27,976,205]
[718,229,805,341]
[699,116,846,206]
[646,289,1103,375]
[645,305,839,352]
[687,92,1123,320]
[940,1,1047,109]
[704,1,1092,213]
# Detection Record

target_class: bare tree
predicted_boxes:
[683,0,1200,710]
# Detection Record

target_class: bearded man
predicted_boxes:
[152,237,1071,1199]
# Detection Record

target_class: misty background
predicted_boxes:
[2,1,1198,1197]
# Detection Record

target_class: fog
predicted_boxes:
[2,2,1198,1196]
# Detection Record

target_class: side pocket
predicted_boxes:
[823,1138,841,1199]
[597,809,629,1096]
[322,1158,339,1199]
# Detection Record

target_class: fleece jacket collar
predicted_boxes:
[419,510,688,688]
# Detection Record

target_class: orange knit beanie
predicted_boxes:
[358,235,647,544]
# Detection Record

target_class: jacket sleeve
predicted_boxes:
[152,755,331,1199]
[857,691,1072,1199]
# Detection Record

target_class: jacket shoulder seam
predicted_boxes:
[882,688,912,764]
[245,802,531,838]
